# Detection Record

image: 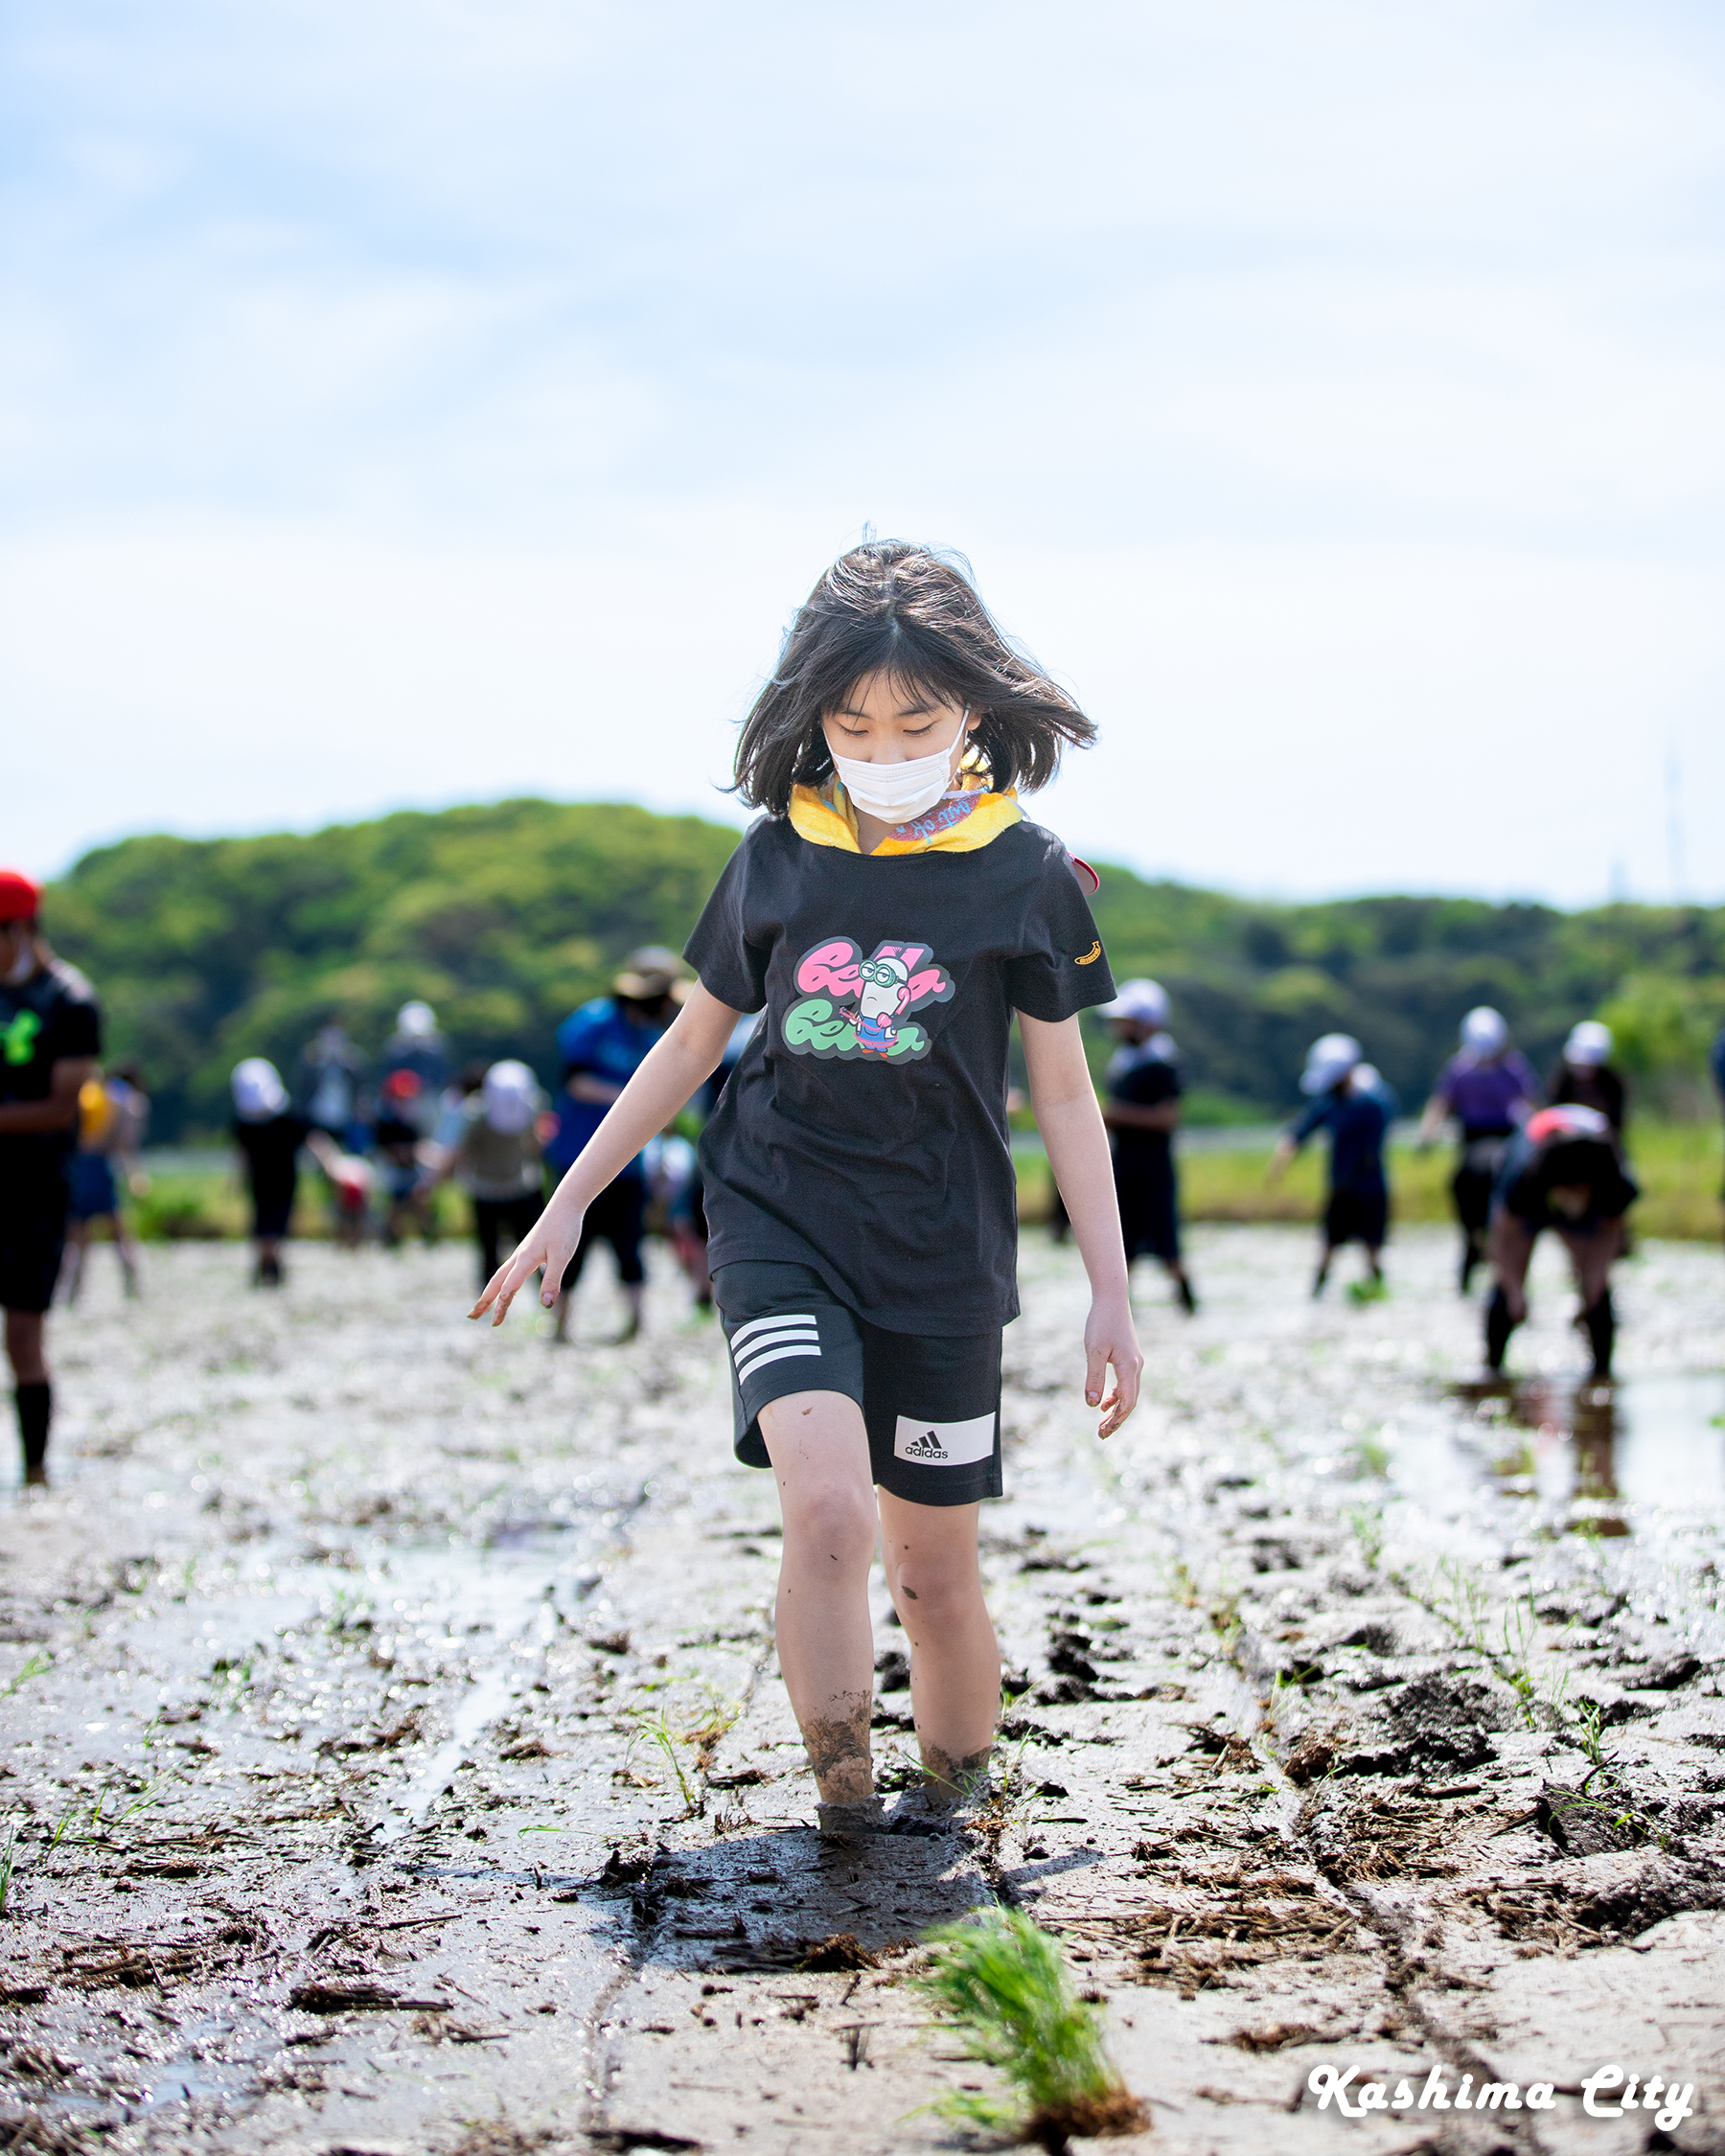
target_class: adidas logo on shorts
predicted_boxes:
[892,1412,996,1468]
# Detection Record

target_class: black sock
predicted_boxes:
[1484,1288,1517,1371]
[15,1382,50,1476]
[1582,1292,1615,1379]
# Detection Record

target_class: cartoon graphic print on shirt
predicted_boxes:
[781,937,954,1063]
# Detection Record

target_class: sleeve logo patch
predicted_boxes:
[892,1412,997,1467]
[1074,941,1102,965]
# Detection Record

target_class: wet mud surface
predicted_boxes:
[2,1227,1722,2153]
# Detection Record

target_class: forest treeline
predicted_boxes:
[44,797,1725,1140]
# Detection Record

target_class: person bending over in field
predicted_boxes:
[1484,1104,1637,1383]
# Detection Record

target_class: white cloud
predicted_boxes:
[4,0,1723,900]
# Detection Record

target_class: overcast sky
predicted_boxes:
[5,1,1722,906]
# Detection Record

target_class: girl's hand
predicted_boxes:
[1084,1295,1143,1438]
[470,1207,586,1327]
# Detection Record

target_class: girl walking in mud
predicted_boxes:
[473,541,1140,1833]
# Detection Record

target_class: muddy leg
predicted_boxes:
[878,1491,1000,1806]
[1485,1210,1534,1372]
[1563,1222,1622,1379]
[759,1391,878,1803]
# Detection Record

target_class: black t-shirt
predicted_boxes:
[1107,1044,1180,1177]
[0,958,102,1203]
[685,814,1115,1334]
[233,1114,310,1203]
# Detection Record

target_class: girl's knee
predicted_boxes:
[887,1562,985,1629]
[783,1479,877,1568]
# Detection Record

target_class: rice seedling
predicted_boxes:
[0,1818,19,1915]
[913,1905,1145,2152]
[0,1648,50,1699]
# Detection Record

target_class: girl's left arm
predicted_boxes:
[1020,1012,1142,1437]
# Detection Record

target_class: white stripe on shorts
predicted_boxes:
[734,1341,824,1386]
[730,1311,819,1352]
[732,1323,820,1380]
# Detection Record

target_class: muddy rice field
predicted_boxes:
[2,1225,1723,2155]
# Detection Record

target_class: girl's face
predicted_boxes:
[821,671,977,774]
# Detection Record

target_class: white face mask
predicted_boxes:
[828,710,970,824]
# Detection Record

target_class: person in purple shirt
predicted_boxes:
[1417,1006,1539,1296]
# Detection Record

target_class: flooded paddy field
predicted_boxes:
[2,1226,1722,2155]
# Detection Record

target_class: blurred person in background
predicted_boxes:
[446,1060,547,1290]
[372,1068,438,1247]
[60,1060,150,1303]
[0,869,100,1486]
[297,1020,373,1247]
[379,1001,448,1135]
[1550,1021,1626,1135]
[297,1021,369,1149]
[1269,1033,1398,1300]
[1714,1021,1725,1254]
[231,1059,341,1287]
[1417,1006,1540,1295]
[1099,978,1197,1315]
[1484,1103,1638,1382]
[544,948,689,1343]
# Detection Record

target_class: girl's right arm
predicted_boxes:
[470,981,743,1325]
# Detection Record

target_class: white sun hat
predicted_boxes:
[231,1057,288,1122]
[482,1060,540,1135]
[1564,1020,1613,1067]
[1100,978,1169,1026]
[1300,1033,1363,1094]
[1460,1006,1507,1056]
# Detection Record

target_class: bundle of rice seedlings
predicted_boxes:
[914,1906,1148,2150]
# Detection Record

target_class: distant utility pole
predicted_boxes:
[1666,741,1686,904]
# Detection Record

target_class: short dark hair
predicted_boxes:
[731,541,1096,816]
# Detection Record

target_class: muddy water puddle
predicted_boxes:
[1449,1370,1725,1534]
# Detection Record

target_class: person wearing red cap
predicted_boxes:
[0,871,102,1486]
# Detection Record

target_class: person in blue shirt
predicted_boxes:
[545,948,689,1342]
[1269,1033,1398,1299]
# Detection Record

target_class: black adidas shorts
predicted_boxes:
[712,1259,1002,1507]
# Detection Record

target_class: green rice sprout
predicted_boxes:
[0,1818,19,1915]
[913,1906,1145,2152]
[0,1649,50,1699]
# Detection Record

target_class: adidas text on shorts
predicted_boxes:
[713,1260,1002,1507]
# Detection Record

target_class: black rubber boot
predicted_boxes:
[1484,1288,1517,1373]
[15,1381,50,1487]
[1582,1291,1616,1380]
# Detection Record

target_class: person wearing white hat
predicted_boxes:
[1550,1020,1625,1135]
[1269,1035,1397,1297]
[230,1059,341,1287]
[379,1001,449,1140]
[446,1060,548,1290]
[1416,1007,1540,1294]
[1099,980,1197,1314]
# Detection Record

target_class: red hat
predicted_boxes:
[0,870,42,924]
